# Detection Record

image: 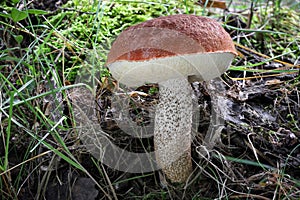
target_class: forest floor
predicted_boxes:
[0,0,299,199]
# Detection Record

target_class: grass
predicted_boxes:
[1,0,300,199]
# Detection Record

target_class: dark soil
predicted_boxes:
[94,71,299,199]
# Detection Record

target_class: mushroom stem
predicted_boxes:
[154,77,193,183]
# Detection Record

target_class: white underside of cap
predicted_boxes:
[108,52,235,87]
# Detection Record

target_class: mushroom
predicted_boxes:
[106,14,237,183]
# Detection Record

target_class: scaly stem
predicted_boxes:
[154,77,193,183]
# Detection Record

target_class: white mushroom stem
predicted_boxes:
[154,77,193,183]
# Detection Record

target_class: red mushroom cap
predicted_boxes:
[107,14,237,87]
